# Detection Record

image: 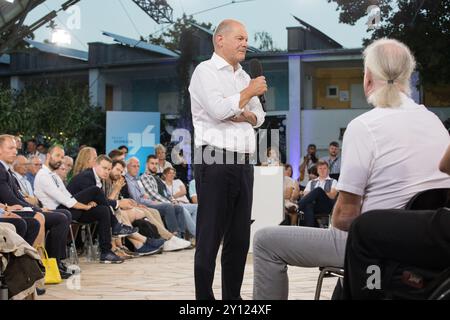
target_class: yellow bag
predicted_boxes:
[38,246,62,284]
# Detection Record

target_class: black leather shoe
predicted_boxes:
[59,268,73,279]
[58,262,68,272]
[36,288,46,296]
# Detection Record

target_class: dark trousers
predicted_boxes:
[58,186,114,253]
[0,217,40,245]
[16,210,71,262]
[298,187,335,227]
[343,208,450,299]
[194,162,254,300]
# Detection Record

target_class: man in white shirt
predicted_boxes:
[299,160,338,227]
[253,38,450,300]
[34,145,124,264]
[189,19,266,300]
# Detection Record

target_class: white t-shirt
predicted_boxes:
[337,93,450,213]
[164,179,190,204]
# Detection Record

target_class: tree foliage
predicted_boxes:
[328,0,450,85]
[0,82,105,155]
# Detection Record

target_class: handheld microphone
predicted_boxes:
[249,59,266,112]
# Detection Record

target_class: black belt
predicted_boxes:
[197,145,253,165]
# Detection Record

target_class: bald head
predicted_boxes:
[127,157,140,177]
[213,19,248,69]
[13,155,30,175]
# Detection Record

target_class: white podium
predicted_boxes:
[249,166,284,253]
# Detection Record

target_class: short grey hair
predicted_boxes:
[363,38,416,108]
[213,19,243,48]
[127,157,140,165]
[155,144,166,154]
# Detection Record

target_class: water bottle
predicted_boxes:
[85,242,93,263]
[0,274,8,300]
[91,240,100,262]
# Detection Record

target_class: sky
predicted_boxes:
[24,0,373,52]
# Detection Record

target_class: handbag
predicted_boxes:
[38,246,62,285]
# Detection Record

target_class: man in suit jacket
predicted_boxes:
[0,134,71,277]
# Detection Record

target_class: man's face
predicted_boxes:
[329,145,339,157]
[55,164,68,180]
[14,156,29,175]
[15,137,22,150]
[27,141,36,153]
[64,157,74,171]
[48,147,65,171]
[37,145,46,154]
[110,164,124,181]
[317,164,329,179]
[29,157,42,175]
[127,160,140,177]
[95,160,112,180]
[217,23,248,66]
[0,138,18,165]
[147,158,158,174]
[308,146,316,155]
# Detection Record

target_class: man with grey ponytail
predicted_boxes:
[253,38,450,300]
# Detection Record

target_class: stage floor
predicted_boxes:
[40,248,336,300]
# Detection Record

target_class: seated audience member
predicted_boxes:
[68,154,139,238]
[252,38,450,300]
[262,147,281,166]
[103,160,166,256]
[64,155,74,183]
[343,144,450,299]
[108,160,190,252]
[0,204,40,246]
[72,146,97,177]
[26,139,46,163]
[12,155,38,206]
[26,155,42,190]
[55,163,68,185]
[155,144,173,175]
[321,141,341,180]
[283,164,301,225]
[162,167,197,238]
[35,146,127,264]
[125,157,185,236]
[108,149,126,162]
[297,160,337,227]
[0,135,72,277]
[141,156,193,237]
[188,179,198,204]
[118,145,129,158]
[298,144,318,190]
[14,136,24,155]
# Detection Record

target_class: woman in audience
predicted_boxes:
[283,164,301,225]
[155,144,173,175]
[72,147,97,177]
[162,167,197,240]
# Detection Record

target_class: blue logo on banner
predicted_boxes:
[106,112,160,173]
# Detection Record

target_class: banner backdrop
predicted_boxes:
[106,111,160,173]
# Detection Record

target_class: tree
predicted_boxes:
[254,31,280,52]
[328,0,450,85]
[0,82,106,155]
[148,14,213,52]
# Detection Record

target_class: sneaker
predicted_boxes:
[112,224,139,238]
[136,239,165,256]
[163,236,192,252]
[100,251,125,264]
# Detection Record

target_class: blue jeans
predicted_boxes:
[180,203,197,236]
[298,187,335,227]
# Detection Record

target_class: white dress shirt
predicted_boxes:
[34,165,77,210]
[189,53,266,154]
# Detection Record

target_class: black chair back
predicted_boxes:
[404,188,450,210]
